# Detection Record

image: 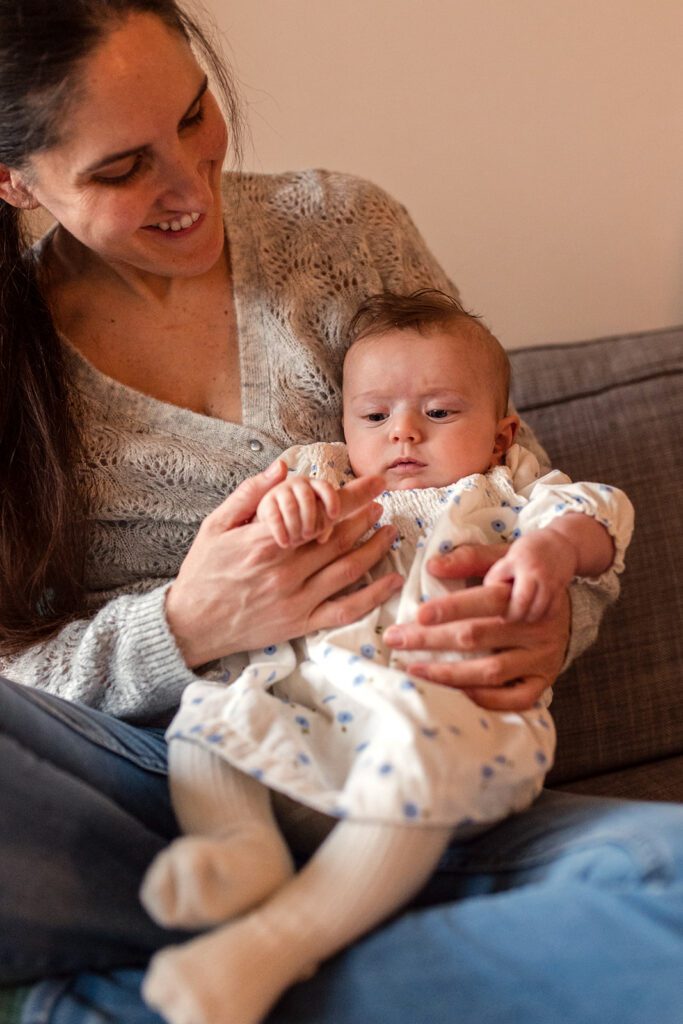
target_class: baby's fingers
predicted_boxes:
[507,575,538,622]
[309,480,341,522]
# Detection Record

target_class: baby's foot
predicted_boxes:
[142,916,317,1024]
[140,823,293,928]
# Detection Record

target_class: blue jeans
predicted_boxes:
[2,675,683,1024]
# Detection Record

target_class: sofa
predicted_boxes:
[510,325,683,801]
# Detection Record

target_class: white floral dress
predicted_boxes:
[169,443,632,830]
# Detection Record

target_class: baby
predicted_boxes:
[142,291,634,1024]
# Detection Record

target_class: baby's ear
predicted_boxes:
[0,165,41,209]
[491,414,520,465]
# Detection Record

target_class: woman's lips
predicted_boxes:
[143,213,205,237]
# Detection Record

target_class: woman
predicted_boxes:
[0,2,681,1022]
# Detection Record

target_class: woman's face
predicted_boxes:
[24,13,229,281]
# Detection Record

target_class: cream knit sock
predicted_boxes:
[140,739,293,929]
[143,818,451,1024]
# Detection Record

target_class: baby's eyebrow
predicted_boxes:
[349,389,467,403]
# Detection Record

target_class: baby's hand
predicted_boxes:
[256,476,341,548]
[483,529,579,623]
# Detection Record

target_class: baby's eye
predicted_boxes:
[426,409,452,419]
[364,412,388,422]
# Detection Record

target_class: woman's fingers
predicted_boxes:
[309,523,399,599]
[427,542,508,580]
[310,571,404,631]
[208,459,287,532]
[334,474,386,520]
[466,677,550,711]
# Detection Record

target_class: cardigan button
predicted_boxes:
[249,439,264,452]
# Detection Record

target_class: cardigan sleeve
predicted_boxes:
[0,583,198,724]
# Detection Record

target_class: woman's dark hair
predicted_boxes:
[346,289,511,417]
[0,0,243,653]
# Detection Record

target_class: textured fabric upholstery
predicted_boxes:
[510,327,683,799]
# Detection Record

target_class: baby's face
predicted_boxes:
[342,326,515,490]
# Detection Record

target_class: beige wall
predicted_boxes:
[208,0,683,348]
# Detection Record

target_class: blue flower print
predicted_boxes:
[421,727,439,739]
[554,502,567,513]
[297,752,311,765]
[190,695,205,705]
[535,750,548,766]
[355,741,370,753]
[511,528,522,539]
[263,645,277,656]
[479,718,490,730]
[439,540,454,554]
[403,802,419,819]
[490,519,506,533]
[337,711,354,726]
[348,654,360,665]
[400,678,416,690]
[295,715,310,732]
[250,768,264,781]
[353,674,366,686]
[415,516,425,529]
[481,764,495,779]
[310,464,318,475]
[207,732,224,744]
[448,725,462,736]
[599,484,613,493]
[322,694,337,703]
[378,762,394,775]
[452,494,461,505]
[266,670,277,684]
[360,644,376,659]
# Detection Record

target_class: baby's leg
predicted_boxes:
[140,739,293,929]
[143,818,451,1024]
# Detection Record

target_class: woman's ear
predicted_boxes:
[0,165,40,209]
[490,414,520,466]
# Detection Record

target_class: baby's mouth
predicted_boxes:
[388,458,426,471]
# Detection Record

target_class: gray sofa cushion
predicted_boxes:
[509,327,683,798]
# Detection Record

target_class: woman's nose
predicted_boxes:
[159,146,210,209]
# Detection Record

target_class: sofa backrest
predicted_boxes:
[510,327,683,786]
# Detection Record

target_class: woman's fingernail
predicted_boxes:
[419,604,436,625]
[383,626,404,646]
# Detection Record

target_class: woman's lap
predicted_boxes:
[0,676,187,982]
[3,675,683,1022]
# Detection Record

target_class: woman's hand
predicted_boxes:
[165,460,403,669]
[383,543,570,711]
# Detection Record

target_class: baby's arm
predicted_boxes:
[485,514,615,623]
[256,475,341,548]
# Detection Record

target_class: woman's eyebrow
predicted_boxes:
[81,76,209,175]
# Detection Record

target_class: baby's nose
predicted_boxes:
[391,414,422,442]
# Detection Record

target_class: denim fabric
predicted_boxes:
[3,676,683,1023]
[0,677,190,982]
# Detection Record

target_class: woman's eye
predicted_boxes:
[180,103,204,130]
[93,155,144,187]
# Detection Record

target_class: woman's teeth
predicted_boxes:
[155,212,201,232]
